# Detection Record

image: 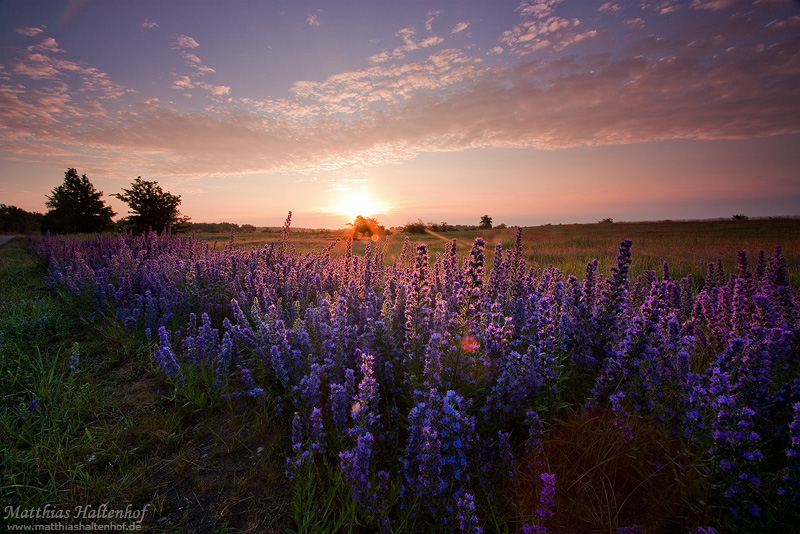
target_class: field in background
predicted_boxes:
[195,217,800,288]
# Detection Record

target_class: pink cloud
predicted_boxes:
[690,0,742,10]
[451,22,470,34]
[425,10,442,32]
[516,0,564,19]
[30,37,64,54]
[624,18,647,30]
[14,26,45,37]
[370,26,445,63]
[0,1,797,184]
[202,83,231,96]
[766,15,800,31]
[11,39,127,99]
[307,13,320,26]
[500,15,595,56]
[174,35,199,49]
[599,2,622,12]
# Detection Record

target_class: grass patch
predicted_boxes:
[0,238,291,532]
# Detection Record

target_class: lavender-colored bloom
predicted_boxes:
[154,326,186,386]
[339,431,374,506]
[27,397,40,411]
[455,492,482,533]
[69,348,80,373]
[308,407,326,455]
[402,389,476,522]
[523,472,556,533]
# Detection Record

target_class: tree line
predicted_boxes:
[400,214,504,233]
[1,168,188,235]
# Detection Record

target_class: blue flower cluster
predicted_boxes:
[30,220,799,532]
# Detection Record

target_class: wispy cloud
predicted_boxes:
[290,48,485,113]
[168,35,227,99]
[0,2,798,183]
[451,22,470,34]
[140,19,158,30]
[369,25,445,63]
[647,2,683,15]
[516,0,564,19]
[307,12,321,26]
[174,35,199,49]
[598,2,621,13]
[425,10,442,32]
[14,26,45,37]
[180,51,215,74]
[623,18,646,30]
[10,36,127,100]
[690,0,741,10]
[500,1,598,56]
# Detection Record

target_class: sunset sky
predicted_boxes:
[1,0,799,229]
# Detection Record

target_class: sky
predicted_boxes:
[1,0,799,229]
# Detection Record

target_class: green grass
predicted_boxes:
[0,237,291,533]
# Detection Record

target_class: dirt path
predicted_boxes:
[0,235,17,246]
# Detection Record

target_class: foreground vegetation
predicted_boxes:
[0,238,289,532]
[2,217,799,533]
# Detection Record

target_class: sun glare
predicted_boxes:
[335,189,383,221]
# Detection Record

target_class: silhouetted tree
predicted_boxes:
[186,221,240,233]
[0,204,44,233]
[479,214,493,229]
[347,214,387,238]
[42,168,116,234]
[402,219,428,234]
[114,177,189,234]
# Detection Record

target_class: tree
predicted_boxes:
[479,214,493,229]
[0,204,44,233]
[42,168,116,234]
[402,219,427,234]
[347,214,387,239]
[114,177,189,234]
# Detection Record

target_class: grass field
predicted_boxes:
[1,217,798,533]
[196,217,800,287]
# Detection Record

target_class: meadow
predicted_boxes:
[1,216,798,533]
[196,217,800,287]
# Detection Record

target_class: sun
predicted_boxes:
[335,188,383,220]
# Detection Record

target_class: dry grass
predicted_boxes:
[196,217,800,287]
[535,411,705,533]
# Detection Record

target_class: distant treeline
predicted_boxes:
[0,205,265,235]
[398,219,507,233]
[187,222,258,233]
[0,204,44,233]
